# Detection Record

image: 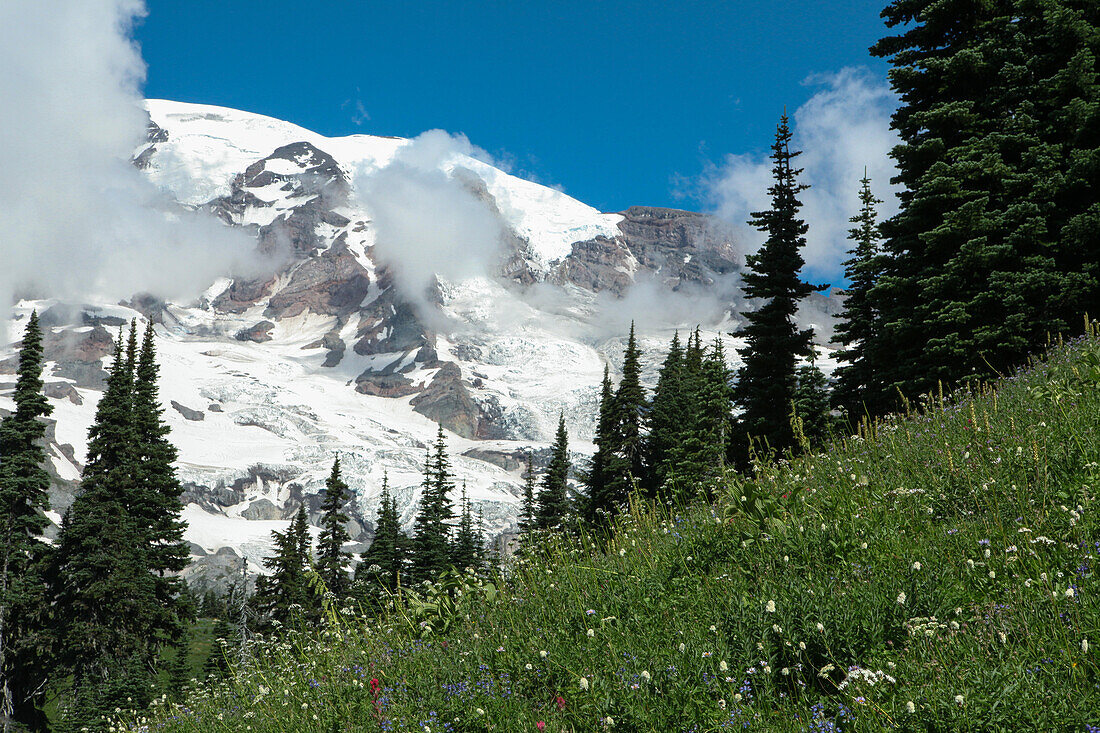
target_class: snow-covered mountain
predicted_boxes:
[0,100,840,590]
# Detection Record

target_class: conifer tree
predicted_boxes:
[411,427,455,582]
[535,414,570,529]
[581,366,614,525]
[50,327,162,729]
[254,506,312,627]
[201,618,234,680]
[450,483,481,572]
[517,452,537,534]
[130,322,190,635]
[667,336,734,501]
[866,0,1099,406]
[793,362,833,446]
[0,311,53,733]
[359,473,406,592]
[644,331,684,497]
[166,640,190,702]
[316,458,352,599]
[732,114,824,463]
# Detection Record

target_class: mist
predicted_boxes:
[0,0,268,338]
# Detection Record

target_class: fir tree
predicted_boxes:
[450,483,480,572]
[831,173,884,417]
[359,473,406,593]
[866,0,1098,406]
[316,458,352,599]
[201,618,233,681]
[793,362,833,447]
[517,452,537,534]
[0,311,53,733]
[535,414,571,529]
[667,336,734,501]
[644,331,684,497]
[130,322,190,637]
[166,639,190,702]
[254,506,312,627]
[51,327,163,730]
[580,365,614,525]
[411,427,455,582]
[732,113,824,463]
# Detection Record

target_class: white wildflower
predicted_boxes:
[579,677,589,691]
[766,600,776,613]
[955,695,965,706]
[906,701,916,714]
[897,592,907,605]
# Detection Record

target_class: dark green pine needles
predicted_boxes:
[316,458,352,599]
[358,472,407,593]
[0,311,53,732]
[411,427,455,583]
[732,113,824,463]
[535,414,570,530]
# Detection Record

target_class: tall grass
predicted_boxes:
[126,327,1100,732]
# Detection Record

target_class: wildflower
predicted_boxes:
[989,571,996,579]
[912,561,922,571]
[556,696,566,710]
[709,625,717,632]
[586,609,596,615]
[1083,639,1089,653]
[906,701,916,713]
[1066,588,1076,598]
[766,600,777,613]
[816,622,825,632]
[734,693,743,703]
[587,629,595,637]
[476,708,485,716]
[718,699,727,709]
[955,695,965,706]
[799,641,806,650]
[719,660,728,672]
[579,677,589,691]
[540,650,548,658]
[604,716,615,727]
[897,592,907,605]
[537,723,546,732]
[525,663,534,671]
[641,670,651,682]
[619,549,626,556]
[861,542,868,549]
[679,642,686,653]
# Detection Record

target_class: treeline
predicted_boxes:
[0,316,191,733]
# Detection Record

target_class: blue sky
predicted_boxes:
[136,0,893,217]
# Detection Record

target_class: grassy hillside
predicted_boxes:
[130,327,1100,732]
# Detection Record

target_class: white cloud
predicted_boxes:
[355,130,507,310]
[0,0,267,336]
[703,67,900,280]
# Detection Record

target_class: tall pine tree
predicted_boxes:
[831,173,885,417]
[358,473,407,593]
[517,452,537,535]
[316,458,352,599]
[450,483,481,572]
[535,415,570,529]
[581,366,614,525]
[644,332,684,497]
[411,427,455,582]
[0,312,53,733]
[255,505,313,627]
[732,113,823,463]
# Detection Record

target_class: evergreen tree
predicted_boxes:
[51,327,163,731]
[535,414,571,529]
[793,362,834,447]
[831,173,885,416]
[130,322,190,638]
[732,113,824,463]
[866,0,1099,407]
[644,331,684,497]
[316,458,352,599]
[201,618,234,681]
[411,427,455,582]
[667,336,734,502]
[166,639,190,702]
[254,506,312,627]
[517,452,537,534]
[0,311,53,733]
[450,483,481,572]
[581,366,614,525]
[359,473,407,593]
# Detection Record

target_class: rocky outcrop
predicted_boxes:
[355,372,418,397]
[240,498,281,520]
[410,362,491,439]
[234,321,275,343]
[264,239,370,319]
[171,400,205,421]
[353,292,432,357]
[45,382,83,405]
[553,206,741,295]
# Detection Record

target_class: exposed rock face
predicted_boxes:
[264,239,370,319]
[240,498,280,520]
[410,362,484,439]
[234,321,275,343]
[353,292,432,358]
[355,372,418,397]
[45,382,83,405]
[171,400,205,421]
[553,206,741,295]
